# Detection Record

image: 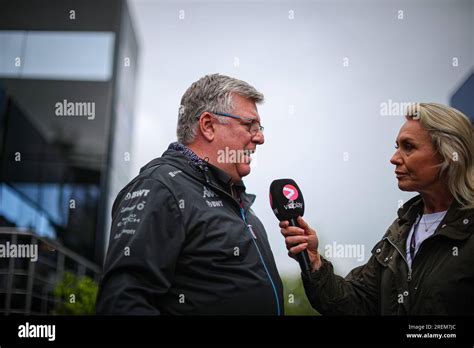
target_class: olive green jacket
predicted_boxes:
[302,195,474,315]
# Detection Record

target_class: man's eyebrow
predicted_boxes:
[242,115,260,123]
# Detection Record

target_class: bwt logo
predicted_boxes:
[124,189,150,201]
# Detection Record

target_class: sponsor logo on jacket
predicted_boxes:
[202,186,223,207]
[203,186,217,198]
[124,189,150,201]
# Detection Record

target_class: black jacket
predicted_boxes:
[302,195,474,315]
[96,144,283,315]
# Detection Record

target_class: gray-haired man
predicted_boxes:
[96,74,283,315]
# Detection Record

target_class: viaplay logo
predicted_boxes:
[283,184,298,201]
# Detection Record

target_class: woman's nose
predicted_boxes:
[390,150,402,165]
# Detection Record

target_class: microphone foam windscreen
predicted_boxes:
[269,178,305,221]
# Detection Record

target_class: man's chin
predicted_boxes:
[237,163,251,179]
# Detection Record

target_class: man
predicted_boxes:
[96,74,283,315]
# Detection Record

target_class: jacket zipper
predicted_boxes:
[385,227,443,283]
[240,207,281,316]
[384,237,412,282]
[202,172,281,315]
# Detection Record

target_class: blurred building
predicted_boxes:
[451,71,474,122]
[0,0,139,314]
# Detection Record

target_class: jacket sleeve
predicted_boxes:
[96,178,186,315]
[301,243,383,315]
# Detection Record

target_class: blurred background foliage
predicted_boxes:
[53,272,98,315]
[282,275,319,315]
[52,272,318,315]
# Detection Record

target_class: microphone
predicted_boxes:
[269,179,312,274]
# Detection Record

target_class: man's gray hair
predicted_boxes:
[177,73,264,144]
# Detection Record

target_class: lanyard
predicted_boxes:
[409,218,420,262]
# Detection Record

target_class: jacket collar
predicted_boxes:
[167,142,208,169]
[392,194,473,242]
[140,143,254,205]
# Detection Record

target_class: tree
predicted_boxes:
[53,272,98,315]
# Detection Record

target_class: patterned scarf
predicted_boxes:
[168,142,208,171]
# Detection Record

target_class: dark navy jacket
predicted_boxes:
[96,144,283,315]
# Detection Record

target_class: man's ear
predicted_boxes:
[198,112,215,142]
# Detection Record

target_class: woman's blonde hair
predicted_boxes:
[407,103,474,209]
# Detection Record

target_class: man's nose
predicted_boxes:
[252,131,264,145]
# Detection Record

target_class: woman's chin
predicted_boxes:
[397,181,415,192]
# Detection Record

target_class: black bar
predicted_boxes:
[0,316,473,345]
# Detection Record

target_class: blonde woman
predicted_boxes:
[280,103,474,315]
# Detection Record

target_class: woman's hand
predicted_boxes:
[280,216,322,272]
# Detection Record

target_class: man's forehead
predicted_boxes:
[229,94,260,120]
[236,106,260,121]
